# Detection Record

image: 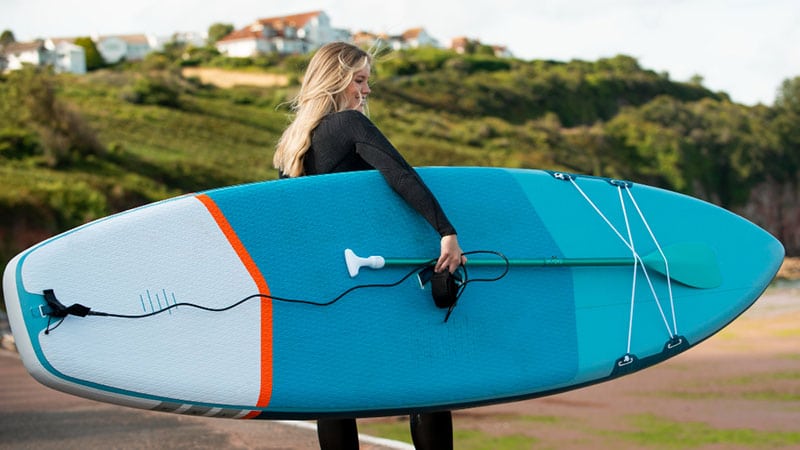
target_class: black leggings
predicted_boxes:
[317,411,453,450]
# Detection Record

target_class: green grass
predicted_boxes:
[357,420,411,444]
[358,417,541,449]
[613,414,800,449]
[773,328,800,338]
[64,78,284,186]
[452,429,538,450]
[655,371,800,402]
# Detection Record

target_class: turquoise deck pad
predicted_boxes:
[206,169,577,411]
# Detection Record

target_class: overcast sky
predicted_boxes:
[3,0,798,106]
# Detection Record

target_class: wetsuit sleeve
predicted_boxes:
[348,113,457,237]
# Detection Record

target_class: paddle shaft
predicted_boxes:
[346,243,720,289]
[383,257,638,268]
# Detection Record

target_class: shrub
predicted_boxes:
[0,67,106,167]
[121,74,182,108]
[0,128,40,159]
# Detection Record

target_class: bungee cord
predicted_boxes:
[554,172,680,358]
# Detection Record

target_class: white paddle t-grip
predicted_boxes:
[344,249,385,277]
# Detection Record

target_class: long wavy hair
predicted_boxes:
[273,42,372,177]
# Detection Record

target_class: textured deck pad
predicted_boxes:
[205,169,577,412]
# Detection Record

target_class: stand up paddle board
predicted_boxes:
[3,167,784,419]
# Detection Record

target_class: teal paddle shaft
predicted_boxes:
[345,243,721,289]
[383,257,637,267]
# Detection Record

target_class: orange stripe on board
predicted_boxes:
[196,194,273,413]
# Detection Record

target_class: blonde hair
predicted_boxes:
[273,42,372,177]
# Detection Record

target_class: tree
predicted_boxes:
[689,74,705,86]
[73,37,105,70]
[0,29,15,47]
[0,30,12,71]
[775,76,800,113]
[207,23,234,45]
[771,76,800,180]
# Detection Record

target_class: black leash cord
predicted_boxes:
[441,250,510,322]
[42,250,510,331]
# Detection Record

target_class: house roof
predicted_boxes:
[94,34,150,44]
[218,10,324,44]
[2,40,45,54]
[255,10,323,29]
[48,37,76,45]
[351,31,378,43]
[401,28,424,40]
[217,27,265,43]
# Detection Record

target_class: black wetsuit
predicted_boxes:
[303,109,456,237]
[296,110,455,450]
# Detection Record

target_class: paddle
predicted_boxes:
[344,242,722,289]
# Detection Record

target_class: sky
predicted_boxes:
[3,0,799,106]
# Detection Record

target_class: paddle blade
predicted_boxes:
[642,243,722,289]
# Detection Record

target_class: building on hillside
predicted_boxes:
[1,39,87,74]
[92,34,159,64]
[169,31,207,48]
[351,27,440,52]
[491,45,513,58]
[450,36,513,58]
[45,38,87,74]
[217,10,347,57]
[351,31,379,49]
[2,32,162,73]
[216,10,447,57]
[398,28,440,49]
[2,40,51,71]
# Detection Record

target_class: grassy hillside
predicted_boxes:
[1,48,798,309]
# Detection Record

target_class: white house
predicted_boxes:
[170,31,207,48]
[93,34,157,64]
[2,40,51,71]
[450,36,513,58]
[46,38,87,74]
[2,32,162,74]
[217,11,440,57]
[399,28,440,49]
[216,10,339,57]
[2,39,87,74]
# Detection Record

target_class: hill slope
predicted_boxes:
[1,49,797,309]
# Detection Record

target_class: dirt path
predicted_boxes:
[181,67,289,89]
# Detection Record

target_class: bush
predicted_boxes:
[0,128,40,159]
[39,179,109,228]
[0,67,106,167]
[121,74,182,108]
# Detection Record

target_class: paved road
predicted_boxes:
[0,349,409,450]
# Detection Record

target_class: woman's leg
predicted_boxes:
[410,410,453,450]
[317,418,359,450]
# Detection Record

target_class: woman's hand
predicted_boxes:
[436,234,466,273]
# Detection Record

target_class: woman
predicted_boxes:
[274,41,462,449]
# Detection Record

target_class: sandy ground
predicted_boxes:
[1,286,798,449]
[181,67,289,89]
